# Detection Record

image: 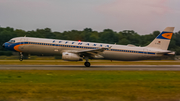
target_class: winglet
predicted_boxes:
[108,46,112,49]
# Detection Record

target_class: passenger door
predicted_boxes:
[143,48,148,58]
[20,37,28,49]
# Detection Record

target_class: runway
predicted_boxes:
[1,65,180,71]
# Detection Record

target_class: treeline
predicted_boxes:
[0,27,180,55]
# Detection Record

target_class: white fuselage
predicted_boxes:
[4,37,169,61]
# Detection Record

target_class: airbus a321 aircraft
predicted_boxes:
[3,27,175,67]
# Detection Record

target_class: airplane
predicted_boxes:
[2,27,175,67]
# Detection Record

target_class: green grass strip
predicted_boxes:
[0,70,180,101]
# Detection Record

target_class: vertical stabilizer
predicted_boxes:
[146,27,175,50]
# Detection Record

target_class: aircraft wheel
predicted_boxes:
[84,62,91,67]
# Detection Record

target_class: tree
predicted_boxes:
[118,38,130,45]
[99,29,118,44]
[81,28,93,42]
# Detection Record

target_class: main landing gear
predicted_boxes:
[84,57,91,67]
[84,62,90,67]
[19,52,23,61]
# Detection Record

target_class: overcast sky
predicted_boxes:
[0,0,180,34]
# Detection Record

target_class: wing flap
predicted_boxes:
[71,47,111,58]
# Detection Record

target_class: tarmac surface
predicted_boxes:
[0,65,180,71]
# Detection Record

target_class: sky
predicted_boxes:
[0,0,180,34]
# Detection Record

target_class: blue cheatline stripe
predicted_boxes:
[8,42,155,55]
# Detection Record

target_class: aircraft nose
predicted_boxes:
[2,43,5,48]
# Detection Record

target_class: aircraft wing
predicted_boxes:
[72,47,111,58]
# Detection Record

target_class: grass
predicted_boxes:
[0,70,180,101]
[0,60,179,65]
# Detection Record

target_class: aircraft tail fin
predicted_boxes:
[146,27,175,50]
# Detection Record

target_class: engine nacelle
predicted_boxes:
[62,52,83,61]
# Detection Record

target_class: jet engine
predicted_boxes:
[62,52,83,61]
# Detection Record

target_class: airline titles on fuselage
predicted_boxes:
[52,40,110,47]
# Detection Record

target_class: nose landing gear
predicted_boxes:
[19,52,23,61]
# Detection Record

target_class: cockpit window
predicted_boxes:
[8,40,15,43]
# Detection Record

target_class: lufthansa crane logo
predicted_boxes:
[161,33,173,39]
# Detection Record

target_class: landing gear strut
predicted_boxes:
[84,57,91,67]
[19,52,23,61]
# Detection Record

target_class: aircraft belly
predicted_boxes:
[102,51,155,61]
